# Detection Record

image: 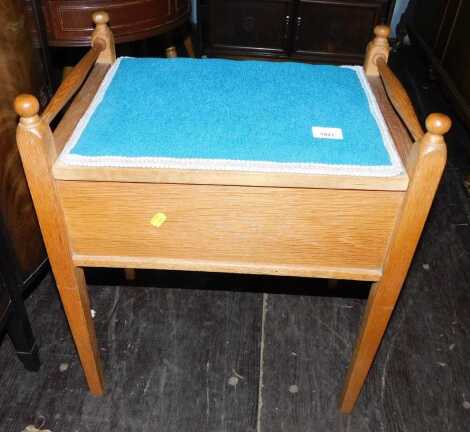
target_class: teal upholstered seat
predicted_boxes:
[61,57,403,177]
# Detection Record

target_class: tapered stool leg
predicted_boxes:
[340,279,398,412]
[58,267,104,394]
[340,113,450,412]
[14,95,104,395]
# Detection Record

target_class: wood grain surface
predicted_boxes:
[340,113,449,412]
[53,64,110,155]
[377,57,425,142]
[41,41,105,125]
[364,25,390,77]
[24,0,190,47]
[2,157,470,431]
[91,11,116,65]
[15,96,104,395]
[369,76,414,173]
[57,181,404,281]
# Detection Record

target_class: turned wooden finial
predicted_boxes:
[373,25,391,44]
[91,10,116,64]
[414,113,451,169]
[15,93,58,164]
[92,11,109,26]
[425,113,452,136]
[14,94,40,119]
[166,46,178,58]
[364,25,391,77]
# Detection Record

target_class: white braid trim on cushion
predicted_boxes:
[60,58,405,177]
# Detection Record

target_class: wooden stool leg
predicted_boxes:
[124,268,136,281]
[339,279,398,412]
[14,95,104,395]
[339,113,450,413]
[184,35,195,58]
[58,268,104,395]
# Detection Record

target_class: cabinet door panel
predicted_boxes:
[442,1,470,107]
[294,0,384,62]
[209,0,291,53]
[410,0,448,50]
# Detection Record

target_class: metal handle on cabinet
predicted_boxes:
[284,15,291,39]
[296,16,302,40]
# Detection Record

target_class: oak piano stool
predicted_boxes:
[14,13,451,413]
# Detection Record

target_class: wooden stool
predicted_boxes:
[14,16,451,413]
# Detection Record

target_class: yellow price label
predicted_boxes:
[150,212,167,228]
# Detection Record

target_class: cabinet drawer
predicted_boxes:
[41,0,190,46]
[294,0,386,61]
[58,181,403,280]
[209,0,291,53]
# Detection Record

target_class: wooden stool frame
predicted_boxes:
[15,15,450,413]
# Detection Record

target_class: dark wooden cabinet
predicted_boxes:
[409,0,448,50]
[292,1,389,62]
[405,0,470,129]
[200,0,395,63]
[25,0,190,47]
[209,0,292,56]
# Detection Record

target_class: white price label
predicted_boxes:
[312,127,344,140]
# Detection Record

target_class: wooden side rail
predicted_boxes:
[364,25,425,143]
[41,11,115,126]
[41,40,105,125]
[376,57,425,142]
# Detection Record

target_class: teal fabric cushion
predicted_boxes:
[62,57,402,176]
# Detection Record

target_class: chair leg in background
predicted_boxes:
[184,35,195,58]
[6,301,40,371]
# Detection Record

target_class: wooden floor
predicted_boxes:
[2,46,470,432]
